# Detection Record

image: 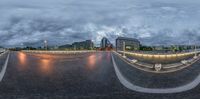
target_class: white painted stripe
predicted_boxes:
[0,53,9,82]
[112,54,200,93]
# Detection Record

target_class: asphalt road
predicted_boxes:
[0,51,200,99]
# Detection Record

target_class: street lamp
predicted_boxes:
[44,40,48,50]
[194,41,197,58]
[74,45,76,51]
[123,41,126,58]
[20,43,24,49]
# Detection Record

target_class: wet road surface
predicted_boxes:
[0,51,200,99]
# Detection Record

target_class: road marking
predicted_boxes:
[0,53,9,82]
[112,53,200,93]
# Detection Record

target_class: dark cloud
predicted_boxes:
[0,0,200,47]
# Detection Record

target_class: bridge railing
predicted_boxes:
[0,49,6,54]
[114,51,200,73]
[0,50,8,57]
[118,51,199,61]
[118,50,199,55]
[22,50,98,54]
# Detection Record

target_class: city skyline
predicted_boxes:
[1,36,200,48]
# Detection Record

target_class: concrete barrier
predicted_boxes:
[0,49,5,54]
[0,50,8,57]
[113,51,200,73]
[0,52,9,82]
[22,50,98,54]
[118,51,199,64]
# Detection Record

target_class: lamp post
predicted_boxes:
[20,43,24,50]
[44,40,48,50]
[123,41,126,58]
[194,42,197,58]
[74,45,76,51]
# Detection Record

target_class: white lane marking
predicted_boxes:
[0,53,10,82]
[112,54,200,93]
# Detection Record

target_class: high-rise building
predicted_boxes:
[116,37,140,51]
[101,37,111,49]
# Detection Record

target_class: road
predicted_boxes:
[0,51,200,99]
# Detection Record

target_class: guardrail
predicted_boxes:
[0,50,8,57]
[0,51,10,82]
[22,50,98,54]
[0,49,6,54]
[114,51,200,73]
[118,51,199,64]
[118,51,199,58]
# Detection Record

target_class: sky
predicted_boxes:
[0,0,200,47]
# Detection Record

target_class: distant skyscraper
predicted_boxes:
[101,37,111,49]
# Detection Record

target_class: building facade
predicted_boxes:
[116,37,140,51]
[101,37,111,49]
[72,40,94,50]
[59,40,94,50]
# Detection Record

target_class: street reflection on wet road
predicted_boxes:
[16,52,28,71]
[0,51,129,99]
[87,54,97,70]
[87,53,104,70]
[18,52,27,66]
[39,58,52,74]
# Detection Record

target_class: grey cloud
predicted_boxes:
[0,0,200,47]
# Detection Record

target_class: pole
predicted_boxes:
[195,44,197,57]
[44,40,48,50]
[123,41,125,57]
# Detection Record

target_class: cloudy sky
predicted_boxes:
[0,0,200,47]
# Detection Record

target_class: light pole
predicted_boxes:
[44,40,48,50]
[74,45,76,51]
[189,40,191,51]
[195,45,197,56]
[195,41,197,57]
[123,41,126,57]
[20,43,24,50]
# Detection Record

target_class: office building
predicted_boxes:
[101,37,111,49]
[116,37,140,51]
[72,40,94,50]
